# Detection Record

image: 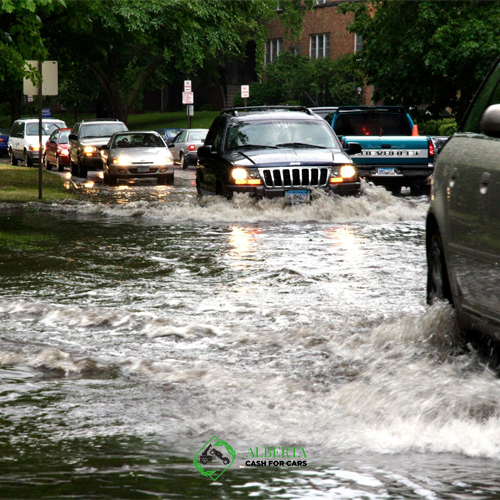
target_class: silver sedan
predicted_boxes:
[168,128,208,169]
[101,131,174,186]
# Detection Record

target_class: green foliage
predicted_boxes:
[415,118,457,136]
[338,0,500,121]
[234,53,363,107]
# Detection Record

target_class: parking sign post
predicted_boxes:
[241,85,249,107]
[183,80,193,129]
[23,60,58,199]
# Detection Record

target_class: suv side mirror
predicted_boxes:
[197,145,213,158]
[345,142,362,156]
[68,134,77,141]
[481,104,500,138]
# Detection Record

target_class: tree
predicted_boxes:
[338,1,500,120]
[234,53,363,107]
[42,0,310,124]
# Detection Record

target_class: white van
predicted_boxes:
[9,118,67,166]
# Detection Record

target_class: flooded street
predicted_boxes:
[2,170,500,499]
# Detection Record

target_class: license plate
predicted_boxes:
[285,190,310,204]
[376,167,396,175]
[137,166,150,173]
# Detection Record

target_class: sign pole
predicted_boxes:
[38,61,43,199]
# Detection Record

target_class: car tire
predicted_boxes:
[180,153,188,170]
[157,173,174,185]
[78,157,87,178]
[57,156,64,172]
[427,231,452,305]
[25,150,33,167]
[410,182,431,196]
[44,155,52,171]
[108,174,117,186]
[70,158,78,177]
[10,149,18,166]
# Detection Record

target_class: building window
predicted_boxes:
[355,33,363,53]
[310,33,330,59]
[265,38,283,65]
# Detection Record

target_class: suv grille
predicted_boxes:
[261,167,329,188]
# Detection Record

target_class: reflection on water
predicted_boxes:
[2,185,500,498]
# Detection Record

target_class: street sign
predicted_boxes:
[42,108,51,117]
[184,80,192,92]
[27,95,33,102]
[182,91,194,105]
[187,105,194,116]
[241,85,250,98]
[23,60,58,96]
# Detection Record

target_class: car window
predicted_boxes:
[26,122,64,136]
[177,131,187,142]
[334,112,411,136]
[205,117,225,151]
[81,123,127,138]
[58,130,70,144]
[461,60,500,133]
[225,119,338,149]
[112,133,164,148]
[49,130,58,141]
[187,131,207,141]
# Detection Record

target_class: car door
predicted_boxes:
[447,60,500,320]
[46,130,58,163]
[197,117,226,192]
[172,131,187,161]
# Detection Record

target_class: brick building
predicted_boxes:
[142,1,372,112]
[265,0,373,106]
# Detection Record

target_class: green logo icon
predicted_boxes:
[193,435,236,480]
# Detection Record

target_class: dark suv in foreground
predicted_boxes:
[427,56,500,345]
[196,107,361,203]
[69,119,128,178]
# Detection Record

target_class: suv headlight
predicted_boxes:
[330,164,357,184]
[83,146,97,155]
[231,167,262,185]
[340,165,356,179]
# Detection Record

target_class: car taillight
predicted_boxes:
[188,144,196,151]
[428,138,435,158]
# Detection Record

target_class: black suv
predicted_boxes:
[68,119,128,178]
[196,107,361,202]
[427,55,500,345]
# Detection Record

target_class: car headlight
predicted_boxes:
[340,165,356,179]
[230,167,262,185]
[112,156,129,165]
[83,146,97,155]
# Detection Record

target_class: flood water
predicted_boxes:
[1,171,500,499]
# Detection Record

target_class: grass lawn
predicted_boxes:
[0,165,77,203]
[127,110,219,130]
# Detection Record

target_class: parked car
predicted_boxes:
[43,127,71,172]
[68,119,128,178]
[100,131,174,186]
[156,128,183,145]
[8,118,67,166]
[196,106,361,201]
[0,128,9,156]
[168,128,208,169]
[427,55,500,345]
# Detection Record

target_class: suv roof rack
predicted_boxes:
[221,106,314,117]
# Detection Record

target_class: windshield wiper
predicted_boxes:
[276,142,327,149]
[227,144,278,150]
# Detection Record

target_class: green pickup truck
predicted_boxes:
[325,106,435,195]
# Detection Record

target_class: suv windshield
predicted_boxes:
[334,112,412,136]
[225,119,338,150]
[81,123,127,139]
[26,122,64,136]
